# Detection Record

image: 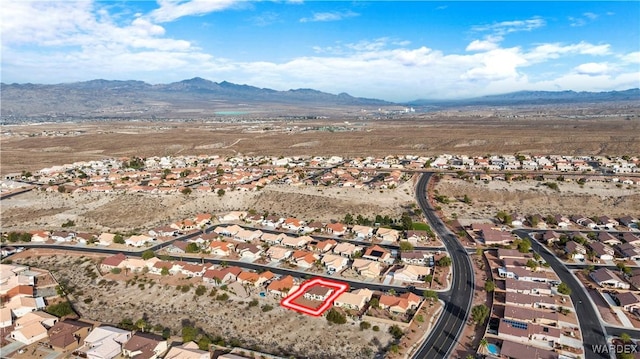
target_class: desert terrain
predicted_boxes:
[2,112,640,176]
[11,251,393,359]
[433,175,640,224]
[0,181,416,233]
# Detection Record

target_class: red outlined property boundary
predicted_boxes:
[280,278,349,317]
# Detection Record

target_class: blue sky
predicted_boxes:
[2,1,639,101]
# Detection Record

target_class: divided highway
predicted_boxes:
[412,173,475,359]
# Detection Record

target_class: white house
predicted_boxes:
[321,254,349,272]
[125,235,154,247]
[81,326,133,359]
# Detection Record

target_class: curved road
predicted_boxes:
[514,229,609,359]
[412,173,475,359]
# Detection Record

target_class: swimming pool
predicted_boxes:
[486,343,500,356]
[259,292,266,297]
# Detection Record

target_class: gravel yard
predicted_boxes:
[434,175,640,223]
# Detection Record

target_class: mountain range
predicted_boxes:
[1,77,638,122]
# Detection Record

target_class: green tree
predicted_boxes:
[141,250,155,260]
[359,321,371,330]
[135,318,148,332]
[113,234,125,244]
[399,241,414,251]
[369,298,380,309]
[186,242,200,253]
[160,267,169,276]
[19,232,32,242]
[526,259,539,270]
[195,285,207,296]
[517,238,531,253]
[197,335,211,351]
[401,213,413,230]
[484,280,495,293]
[182,326,198,343]
[437,256,452,267]
[7,232,20,243]
[471,304,489,324]
[326,308,347,324]
[479,338,488,352]
[119,318,135,330]
[217,189,225,197]
[424,274,433,284]
[557,282,572,295]
[462,194,472,204]
[45,301,75,317]
[389,344,400,354]
[61,220,75,228]
[181,187,192,195]
[343,213,354,225]
[620,332,631,343]
[389,325,404,340]
[423,290,438,300]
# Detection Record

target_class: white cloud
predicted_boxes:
[575,62,609,76]
[300,10,359,23]
[466,36,503,52]
[1,1,637,101]
[473,17,546,35]
[525,42,611,63]
[149,0,242,23]
[620,51,640,64]
[569,12,600,27]
[568,17,586,27]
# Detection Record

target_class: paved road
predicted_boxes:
[514,229,609,359]
[605,326,640,338]
[7,243,417,295]
[412,173,475,359]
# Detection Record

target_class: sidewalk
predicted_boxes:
[404,300,445,359]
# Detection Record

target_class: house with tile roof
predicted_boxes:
[266,246,292,262]
[10,311,58,344]
[325,223,347,236]
[363,245,393,264]
[376,228,400,242]
[303,286,334,301]
[333,242,362,257]
[351,259,382,278]
[163,342,209,359]
[79,326,133,359]
[616,292,640,314]
[209,241,235,256]
[100,253,127,272]
[267,275,295,297]
[122,332,168,359]
[351,225,374,239]
[393,265,431,283]
[590,268,630,289]
[321,254,349,272]
[48,319,93,351]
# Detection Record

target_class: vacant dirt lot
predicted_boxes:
[433,175,640,223]
[0,180,415,232]
[11,251,393,359]
[2,112,639,175]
